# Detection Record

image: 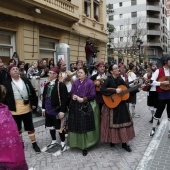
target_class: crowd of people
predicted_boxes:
[0,55,170,169]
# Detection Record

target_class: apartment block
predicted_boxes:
[107,0,167,63]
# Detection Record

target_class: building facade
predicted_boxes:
[0,0,107,65]
[107,0,167,64]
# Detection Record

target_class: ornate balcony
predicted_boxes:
[23,0,79,22]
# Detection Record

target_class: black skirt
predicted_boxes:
[147,91,158,108]
[68,100,95,134]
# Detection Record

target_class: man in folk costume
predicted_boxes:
[57,60,74,104]
[127,63,140,118]
[3,65,41,153]
[143,63,158,123]
[91,61,107,112]
[150,56,170,137]
[100,64,136,152]
[42,67,68,151]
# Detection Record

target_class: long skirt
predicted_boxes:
[101,103,135,144]
[0,104,28,170]
[68,101,100,149]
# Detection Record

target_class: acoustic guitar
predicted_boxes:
[94,77,107,91]
[102,83,142,109]
[142,73,152,92]
[158,76,170,90]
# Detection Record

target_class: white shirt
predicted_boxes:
[143,73,156,91]
[128,71,136,87]
[96,73,106,79]
[12,78,23,90]
[151,67,170,86]
[121,75,125,82]
[49,79,56,86]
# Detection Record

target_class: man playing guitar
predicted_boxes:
[127,63,140,118]
[150,56,170,137]
[91,61,107,113]
[143,63,158,123]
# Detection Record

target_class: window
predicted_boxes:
[132,36,137,42]
[108,4,113,9]
[132,24,137,29]
[131,12,137,17]
[120,37,123,42]
[119,14,123,18]
[84,1,91,17]
[0,31,15,65]
[39,37,58,59]
[131,0,136,6]
[109,15,113,21]
[120,25,123,30]
[119,2,122,7]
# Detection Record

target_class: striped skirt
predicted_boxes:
[101,104,135,144]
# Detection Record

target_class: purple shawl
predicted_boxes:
[70,78,96,101]
[0,103,28,170]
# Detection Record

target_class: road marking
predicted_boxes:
[136,118,167,170]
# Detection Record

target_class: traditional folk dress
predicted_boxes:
[0,103,28,170]
[68,78,100,149]
[100,76,135,144]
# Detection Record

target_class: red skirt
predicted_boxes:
[101,105,135,144]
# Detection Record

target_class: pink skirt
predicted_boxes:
[101,105,135,144]
[0,104,28,170]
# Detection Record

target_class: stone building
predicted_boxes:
[0,0,107,65]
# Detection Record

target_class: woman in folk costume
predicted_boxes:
[0,85,28,170]
[68,67,100,156]
[100,64,135,152]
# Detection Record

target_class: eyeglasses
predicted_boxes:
[113,68,119,70]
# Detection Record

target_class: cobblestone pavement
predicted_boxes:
[23,91,167,170]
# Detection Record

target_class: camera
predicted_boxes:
[23,99,29,105]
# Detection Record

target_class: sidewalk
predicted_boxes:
[25,91,166,170]
[136,117,169,170]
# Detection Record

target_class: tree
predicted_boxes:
[109,15,147,63]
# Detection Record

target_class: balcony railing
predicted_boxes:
[43,0,78,13]
[25,0,79,20]
[82,14,105,32]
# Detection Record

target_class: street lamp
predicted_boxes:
[136,38,143,64]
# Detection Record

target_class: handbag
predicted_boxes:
[79,102,93,116]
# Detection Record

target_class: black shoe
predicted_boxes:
[122,143,132,152]
[149,117,153,123]
[149,129,155,137]
[157,120,160,126]
[110,143,115,147]
[32,142,41,153]
[82,149,88,156]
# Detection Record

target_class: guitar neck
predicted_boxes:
[121,83,142,95]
